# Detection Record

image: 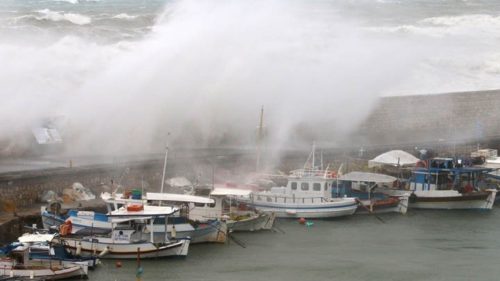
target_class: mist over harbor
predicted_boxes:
[1,0,500,157]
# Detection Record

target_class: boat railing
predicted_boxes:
[251,193,330,204]
[289,168,336,179]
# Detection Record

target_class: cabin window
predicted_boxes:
[301,182,309,191]
[208,202,216,208]
[313,183,321,191]
[267,196,273,202]
[194,202,205,207]
[324,182,328,191]
[291,182,297,190]
[257,195,262,200]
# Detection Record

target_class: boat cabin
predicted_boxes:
[282,170,334,198]
[410,158,494,192]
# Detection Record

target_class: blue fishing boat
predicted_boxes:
[406,158,497,210]
[10,233,99,269]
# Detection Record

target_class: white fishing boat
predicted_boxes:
[184,186,275,232]
[41,193,225,244]
[100,192,227,243]
[59,205,190,259]
[0,243,87,280]
[247,145,358,218]
[336,172,410,214]
[406,158,497,210]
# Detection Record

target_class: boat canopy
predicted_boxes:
[368,150,419,167]
[109,205,178,217]
[211,187,252,197]
[338,172,397,183]
[18,233,56,243]
[146,192,214,204]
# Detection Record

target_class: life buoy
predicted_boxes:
[127,204,144,212]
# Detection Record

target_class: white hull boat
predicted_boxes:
[100,192,228,243]
[0,262,87,280]
[65,210,226,244]
[249,145,358,219]
[58,204,191,259]
[61,237,190,259]
[249,196,358,218]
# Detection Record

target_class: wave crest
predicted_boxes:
[112,13,138,20]
[370,14,500,37]
[35,9,92,25]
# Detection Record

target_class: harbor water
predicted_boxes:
[90,208,500,281]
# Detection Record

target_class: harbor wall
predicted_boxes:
[0,160,166,211]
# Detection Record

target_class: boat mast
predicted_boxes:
[312,142,316,170]
[320,150,324,171]
[160,133,170,199]
[256,106,264,172]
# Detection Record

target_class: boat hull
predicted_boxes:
[250,199,358,218]
[409,190,496,210]
[356,196,409,215]
[0,261,87,280]
[227,213,275,232]
[61,237,190,259]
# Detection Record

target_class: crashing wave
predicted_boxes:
[35,9,91,25]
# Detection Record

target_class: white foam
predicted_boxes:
[371,14,500,37]
[36,9,91,25]
[2,0,500,156]
[51,0,79,4]
[112,13,138,20]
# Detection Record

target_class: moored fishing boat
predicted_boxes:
[0,243,87,280]
[188,186,275,232]
[16,232,99,270]
[407,158,497,210]
[336,171,410,214]
[101,192,227,243]
[59,205,190,259]
[246,145,358,218]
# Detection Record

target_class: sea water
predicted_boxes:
[89,208,500,281]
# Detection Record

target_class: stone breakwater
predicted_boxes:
[0,159,168,210]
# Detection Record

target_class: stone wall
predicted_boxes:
[0,160,168,210]
[351,89,500,147]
